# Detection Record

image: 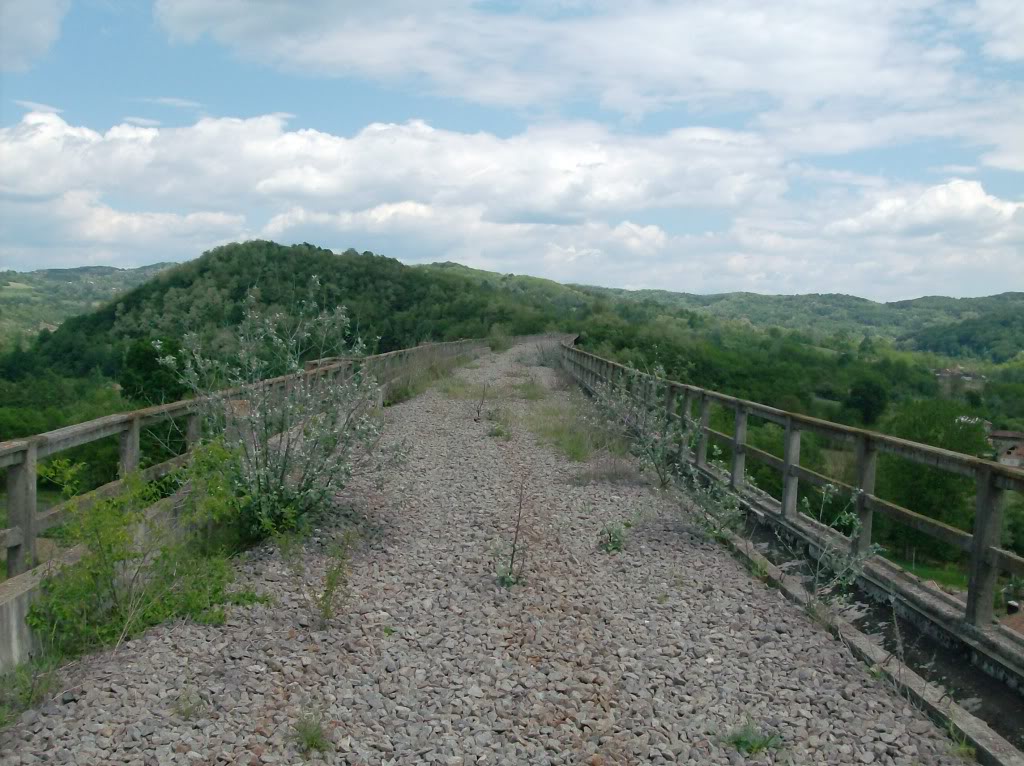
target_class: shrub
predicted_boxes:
[160,278,394,541]
[26,471,237,660]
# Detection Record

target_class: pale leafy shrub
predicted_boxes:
[160,278,394,540]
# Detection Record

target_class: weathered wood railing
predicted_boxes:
[560,342,1024,630]
[0,338,486,580]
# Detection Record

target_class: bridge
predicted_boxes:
[2,337,1023,764]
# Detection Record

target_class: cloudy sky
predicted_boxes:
[0,1,1022,300]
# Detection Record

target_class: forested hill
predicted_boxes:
[573,285,1024,342]
[0,263,173,347]
[2,241,586,380]
[900,308,1024,363]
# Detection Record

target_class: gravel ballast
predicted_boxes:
[1,343,967,765]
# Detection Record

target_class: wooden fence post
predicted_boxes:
[731,405,748,490]
[853,435,877,555]
[696,395,711,469]
[6,443,37,577]
[119,417,141,477]
[781,418,801,519]
[186,412,202,447]
[965,467,1004,628]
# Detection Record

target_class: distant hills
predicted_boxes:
[571,284,1024,345]
[2,249,1020,364]
[0,263,174,346]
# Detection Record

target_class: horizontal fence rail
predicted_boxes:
[559,342,1024,631]
[1,336,516,582]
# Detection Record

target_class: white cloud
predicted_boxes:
[969,0,1024,61]
[124,116,162,127]
[142,96,202,109]
[154,0,958,112]
[14,100,62,113]
[826,180,1024,237]
[0,0,70,71]
[1,109,1022,300]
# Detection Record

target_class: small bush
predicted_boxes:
[598,524,625,553]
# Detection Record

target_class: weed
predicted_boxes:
[473,384,489,421]
[278,531,354,629]
[292,709,331,755]
[946,720,976,761]
[497,476,529,587]
[655,593,669,605]
[526,400,628,462]
[598,524,625,553]
[514,376,546,401]
[722,717,782,754]
[0,660,60,729]
[488,424,512,440]
[382,626,396,637]
[749,557,770,581]
[173,686,205,720]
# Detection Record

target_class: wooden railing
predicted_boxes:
[560,342,1024,629]
[0,338,486,581]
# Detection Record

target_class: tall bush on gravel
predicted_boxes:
[592,367,688,488]
[160,278,393,541]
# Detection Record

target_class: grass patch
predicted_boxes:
[526,400,628,462]
[438,378,491,401]
[486,407,515,441]
[722,717,782,755]
[513,377,546,401]
[884,554,969,591]
[292,709,331,755]
[384,353,474,405]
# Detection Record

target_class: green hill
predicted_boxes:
[6,242,587,381]
[0,263,174,348]
[900,308,1024,363]
[572,285,1024,342]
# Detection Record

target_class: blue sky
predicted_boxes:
[1,0,1021,300]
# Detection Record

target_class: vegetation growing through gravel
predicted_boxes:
[0,660,59,729]
[385,351,474,405]
[278,530,354,629]
[526,399,628,462]
[495,476,529,587]
[597,523,626,553]
[722,717,782,754]
[5,283,395,728]
[292,708,332,755]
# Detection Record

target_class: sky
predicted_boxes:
[0,1,1022,301]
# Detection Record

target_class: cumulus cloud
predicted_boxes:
[1,109,1022,300]
[826,180,1024,237]
[0,0,70,71]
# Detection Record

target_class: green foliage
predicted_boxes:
[0,263,172,348]
[292,709,331,755]
[903,307,1024,363]
[877,400,991,560]
[597,523,625,553]
[513,376,546,401]
[26,471,236,659]
[0,659,60,729]
[722,717,782,754]
[526,400,628,462]
[845,376,889,424]
[277,531,354,629]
